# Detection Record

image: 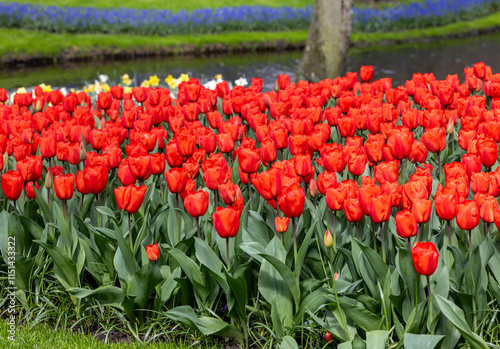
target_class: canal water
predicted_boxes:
[1,33,500,91]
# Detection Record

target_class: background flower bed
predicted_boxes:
[0,0,499,35]
[0,64,500,348]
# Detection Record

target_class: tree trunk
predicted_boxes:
[297,0,353,82]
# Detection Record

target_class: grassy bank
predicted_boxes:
[0,320,221,349]
[1,10,499,65]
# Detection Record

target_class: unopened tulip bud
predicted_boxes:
[79,142,87,161]
[3,153,8,169]
[99,117,106,130]
[275,216,290,233]
[324,230,333,247]
[446,118,455,134]
[45,169,53,189]
[309,178,318,198]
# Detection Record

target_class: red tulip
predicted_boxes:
[1,171,24,201]
[275,216,290,233]
[183,190,209,218]
[368,192,392,223]
[165,167,188,194]
[238,148,261,174]
[114,185,147,214]
[213,206,240,238]
[146,243,160,262]
[54,173,75,200]
[412,242,439,276]
[421,127,446,153]
[326,187,346,211]
[83,164,108,195]
[386,126,414,160]
[433,185,458,221]
[344,197,363,223]
[395,210,417,239]
[412,198,432,224]
[278,182,305,218]
[360,65,374,82]
[456,200,480,231]
[218,182,241,205]
[16,155,43,182]
[128,154,151,181]
[75,170,90,195]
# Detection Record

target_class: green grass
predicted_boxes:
[352,10,500,44]
[0,29,308,57]
[0,320,224,349]
[1,10,499,60]
[2,0,313,11]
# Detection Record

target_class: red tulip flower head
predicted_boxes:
[54,173,75,200]
[213,206,241,238]
[114,185,147,214]
[411,242,439,276]
[1,170,24,201]
[146,243,160,262]
[183,190,209,218]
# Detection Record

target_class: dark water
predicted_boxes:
[2,33,500,91]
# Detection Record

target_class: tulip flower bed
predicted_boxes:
[0,0,499,36]
[1,63,500,348]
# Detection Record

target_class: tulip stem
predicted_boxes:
[371,225,377,253]
[292,218,298,266]
[333,213,337,253]
[13,201,17,214]
[63,200,68,220]
[407,238,411,251]
[128,212,133,249]
[176,194,180,245]
[427,275,433,333]
[80,195,84,219]
[226,238,230,271]
[247,181,253,211]
[448,221,452,245]
[380,223,386,264]
[485,222,489,237]
[437,152,443,185]
[356,223,360,240]
[417,224,421,242]
[196,217,201,239]
[468,230,472,258]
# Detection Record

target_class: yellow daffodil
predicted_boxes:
[141,80,150,87]
[165,75,179,89]
[39,83,52,92]
[178,73,190,83]
[102,83,110,92]
[122,74,132,86]
[124,86,132,94]
[149,75,160,87]
[215,74,223,82]
[16,87,27,94]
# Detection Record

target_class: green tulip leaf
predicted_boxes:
[68,286,125,307]
[34,240,79,289]
[366,330,389,349]
[434,293,488,349]
[165,305,243,343]
[403,333,445,349]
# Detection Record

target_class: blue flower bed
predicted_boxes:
[0,0,498,35]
